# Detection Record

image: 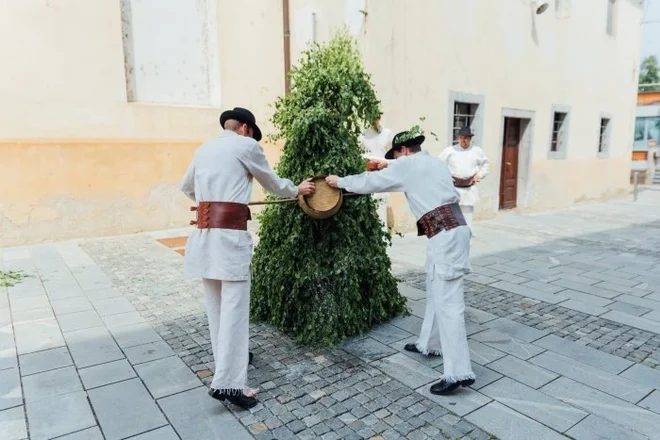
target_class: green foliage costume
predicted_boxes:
[250,32,407,346]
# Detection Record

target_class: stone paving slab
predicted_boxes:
[371,353,438,389]
[638,390,660,414]
[129,426,180,440]
[79,359,137,390]
[123,341,177,366]
[0,405,28,440]
[529,351,654,404]
[465,401,567,440]
[533,334,634,374]
[471,330,545,360]
[22,365,83,402]
[158,387,253,440]
[25,391,96,440]
[479,377,588,432]
[87,378,168,440]
[13,319,65,355]
[541,377,660,439]
[63,326,124,369]
[18,346,72,377]
[486,355,558,389]
[135,356,202,399]
[0,367,22,411]
[620,363,660,389]
[565,414,649,440]
[56,426,105,440]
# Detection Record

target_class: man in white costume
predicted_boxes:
[326,130,476,395]
[439,127,490,232]
[180,107,314,409]
[360,113,394,231]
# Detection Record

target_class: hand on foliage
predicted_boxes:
[367,159,388,171]
[325,175,340,188]
[473,175,480,183]
[297,178,315,196]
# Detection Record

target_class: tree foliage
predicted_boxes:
[251,32,408,346]
[639,55,660,92]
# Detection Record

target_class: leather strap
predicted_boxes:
[452,175,475,188]
[190,202,251,230]
[416,203,467,239]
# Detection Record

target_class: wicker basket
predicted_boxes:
[297,176,343,220]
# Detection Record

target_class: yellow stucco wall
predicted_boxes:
[0,139,283,246]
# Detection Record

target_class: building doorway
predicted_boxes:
[499,117,526,210]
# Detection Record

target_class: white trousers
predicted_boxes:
[460,205,473,230]
[203,278,250,392]
[416,274,475,383]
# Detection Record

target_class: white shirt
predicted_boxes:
[180,130,298,280]
[439,144,490,207]
[361,126,393,160]
[338,151,471,280]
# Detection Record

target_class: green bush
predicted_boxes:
[250,32,408,346]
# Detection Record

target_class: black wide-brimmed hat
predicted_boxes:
[219,107,262,142]
[384,131,426,160]
[457,126,474,137]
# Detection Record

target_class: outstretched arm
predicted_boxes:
[328,161,406,194]
[243,143,299,199]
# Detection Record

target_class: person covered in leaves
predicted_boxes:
[326,130,476,395]
[180,107,315,409]
[360,112,394,231]
[438,126,490,234]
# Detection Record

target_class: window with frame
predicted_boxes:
[121,0,220,106]
[550,112,567,152]
[598,118,610,154]
[452,102,478,143]
[606,0,616,36]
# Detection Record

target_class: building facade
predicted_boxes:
[633,91,660,184]
[0,0,644,246]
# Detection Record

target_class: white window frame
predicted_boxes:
[447,91,485,147]
[598,113,613,158]
[548,105,571,160]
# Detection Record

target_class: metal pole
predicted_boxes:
[633,172,639,201]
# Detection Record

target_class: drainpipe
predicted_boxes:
[282,0,291,95]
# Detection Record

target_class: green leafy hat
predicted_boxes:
[384,130,426,160]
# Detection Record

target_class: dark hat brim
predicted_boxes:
[386,135,425,159]
[219,110,263,142]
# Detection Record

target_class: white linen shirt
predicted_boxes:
[337,151,471,280]
[438,145,490,207]
[180,130,298,280]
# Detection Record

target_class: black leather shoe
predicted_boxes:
[249,352,254,365]
[429,378,476,395]
[430,379,461,395]
[208,388,258,410]
[404,343,422,354]
[461,378,475,387]
[404,343,441,357]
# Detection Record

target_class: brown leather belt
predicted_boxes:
[452,175,475,188]
[190,202,251,230]
[416,203,467,239]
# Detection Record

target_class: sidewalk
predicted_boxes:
[1,186,659,440]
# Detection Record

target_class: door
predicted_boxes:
[499,118,521,210]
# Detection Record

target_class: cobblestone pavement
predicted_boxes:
[1,187,660,439]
